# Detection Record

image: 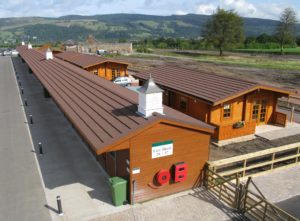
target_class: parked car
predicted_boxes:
[11,50,19,56]
[96,50,107,55]
[2,50,11,56]
[113,77,131,86]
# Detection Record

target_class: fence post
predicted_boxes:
[296,146,300,163]
[262,203,268,221]
[290,106,294,123]
[234,173,240,210]
[132,180,136,205]
[271,152,275,170]
[241,177,252,213]
[56,196,63,216]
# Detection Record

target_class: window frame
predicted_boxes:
[179,96,188,112]
[223,103,232,119]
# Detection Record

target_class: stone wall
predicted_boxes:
[78,42,133,54]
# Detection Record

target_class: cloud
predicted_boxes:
[175,10,188,15]
[220,0,258,17]
[0,0,298,19]
[194,0,299,20]
[196,3,217,15]
[0,0,123,17]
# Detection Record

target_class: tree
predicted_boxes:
[276,8,298,54]
[297,36,300,46]
[256,33,273,44]
[202,8,244,56]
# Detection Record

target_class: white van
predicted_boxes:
[113,77,132,86]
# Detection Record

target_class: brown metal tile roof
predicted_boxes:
[133,65,291,106]
[55,51,129,68]
[17,46,214,154]
[55,51,80,60]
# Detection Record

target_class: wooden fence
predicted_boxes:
[205,169,299,221]
[207,142,300,179]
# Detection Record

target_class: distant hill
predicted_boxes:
[0,13,299,43]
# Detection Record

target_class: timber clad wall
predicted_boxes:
[55,52,129,81]
[130,123,210,203]
[86,62,127,80]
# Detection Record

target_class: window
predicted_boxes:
[252,101,259,120]
[93,70,98,75]
[179,96,187,112]
[116,68,120,78]
[260,100,267,123]
[109,151,116,159]
[112,68,116,80]
[223,104,231,118]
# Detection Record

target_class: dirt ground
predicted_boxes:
[209,134,300,161]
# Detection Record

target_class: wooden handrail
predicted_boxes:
[208,142,300,167]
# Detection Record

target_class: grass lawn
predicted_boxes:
[134,50,300,71]
[234,47,300,55]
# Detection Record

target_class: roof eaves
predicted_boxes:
[212,85,292,106]
[96,115,214,155]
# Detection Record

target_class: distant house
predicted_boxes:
[63,39,78,52]
[133,66,293,143]
[37,44,62,55]
[55,51,130,81]
[78,35,133,54]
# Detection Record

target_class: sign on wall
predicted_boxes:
[152,140,173,159]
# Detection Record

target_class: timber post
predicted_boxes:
[290,106,294,123]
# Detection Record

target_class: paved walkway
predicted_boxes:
[249,165,300,204]
[0,57,50,221]
[255,123,300,140]
[13,57,131,221]
[90,188,248,221]
[248,165,300,219]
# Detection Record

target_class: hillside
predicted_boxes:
[1,13,300,43]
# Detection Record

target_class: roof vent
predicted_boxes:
[137,75,164,117]
[28,42,32,49]
[46,48,53,60]
[21,41,25,46]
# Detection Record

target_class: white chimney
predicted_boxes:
[28,42,32,49]
[21,41,25,46]
[137,75,164,117]
[46,48,53,60]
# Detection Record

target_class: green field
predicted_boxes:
[234,47,300,55]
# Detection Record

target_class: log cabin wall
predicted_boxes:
[161,88,210,123]
[210,90,280,140]
[86,62,128,81]
[160,86,282,141]
[129,122,211,203]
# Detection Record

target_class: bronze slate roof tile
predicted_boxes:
[17,46,214,154]
[133,65,258,105]
[55,51,129,68]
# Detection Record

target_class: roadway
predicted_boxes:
[0,56,50,221]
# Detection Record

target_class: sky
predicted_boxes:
[0,0,299,20]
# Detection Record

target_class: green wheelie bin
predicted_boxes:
[108,177,127,206]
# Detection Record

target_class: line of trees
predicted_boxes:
[201,7,298,55]
[135,7,299,56]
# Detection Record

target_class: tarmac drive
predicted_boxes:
[0,56,51,221]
